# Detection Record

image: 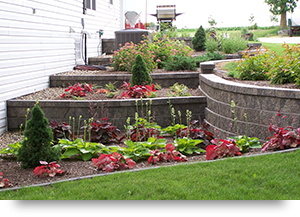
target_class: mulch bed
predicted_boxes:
[214,61,300,89]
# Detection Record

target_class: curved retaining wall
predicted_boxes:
[199,71,300,142]
[7,96,207,131]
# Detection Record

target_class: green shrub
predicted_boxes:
[205,37,219,53]
[131,54,152,86]
[268,44,300,85]
[227,44,300,84]
[234,52,271,81]
[221,36,248,54]
[149,37,194,69]
[163,55,198,71]
[17,101,61,168]
[192,25,206,51]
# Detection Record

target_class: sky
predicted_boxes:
[123,0,300,28]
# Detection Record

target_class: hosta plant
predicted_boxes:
[117,139,152,162]
[33,161,65,178]
[55,138,104,161]
[206,139,242,160]
[0,141,22,157]
[92,152,136,172]
[148,143,187,164]
[173,137,205,155]
[228,135,261,154]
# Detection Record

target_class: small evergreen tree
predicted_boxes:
[17,101,61,168]
[131,54,152,86]
[192,25,206,51]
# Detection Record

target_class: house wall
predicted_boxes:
[0,0,123,135]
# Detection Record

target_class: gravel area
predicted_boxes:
[15,87,202,101]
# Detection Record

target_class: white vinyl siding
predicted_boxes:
[0,0,123,135]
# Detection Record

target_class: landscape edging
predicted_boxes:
[1,147,299,193]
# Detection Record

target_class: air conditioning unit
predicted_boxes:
[114,29,151,50]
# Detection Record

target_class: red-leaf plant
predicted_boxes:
[49,120,75,144]
[33,161,65,178]
[205,139,242,160]
[0,172,12,188]
[148,143,187,164]
[83,117,120,144]
[61,83,93,98]
[262,110,300,151]
[92,152,136,172]
[115,81,156,99]
[262,123,300,151]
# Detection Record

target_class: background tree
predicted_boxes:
[265,0,299,29]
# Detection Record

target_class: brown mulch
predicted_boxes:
[214,61,300,89]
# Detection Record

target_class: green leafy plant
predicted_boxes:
[228,135,261,154]
[0,141,22,157]
[55,138,105,161]
[17,101,61,169]
[173,137,205,155]
[168,83,192,97]
[192,25,206,51]
[163,55,198,71]
[117,139,151,162]
[220,35,248,54]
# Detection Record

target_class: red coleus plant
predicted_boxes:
[206,139,242,160]
[33,161,65,178]
[92,152,136,172]
[0,172,12,188]
[115,81,156,99]
[61,83,93,98]
[148,143,187,164]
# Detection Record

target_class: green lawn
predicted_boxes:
[1,149,300,200]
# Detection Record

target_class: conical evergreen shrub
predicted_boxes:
[192,25,206,51]
[131,54,152,86]
[17,101,61,168]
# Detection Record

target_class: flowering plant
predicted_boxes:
[111,38,157,72]
[111,36,193,71]
[61,83,93,98]
[33,161,65,178]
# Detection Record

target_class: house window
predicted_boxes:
[84,0,96,10]
[110,0,113,4]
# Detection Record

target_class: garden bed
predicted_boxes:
[199,60,300,142]
[50,68,201,89]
